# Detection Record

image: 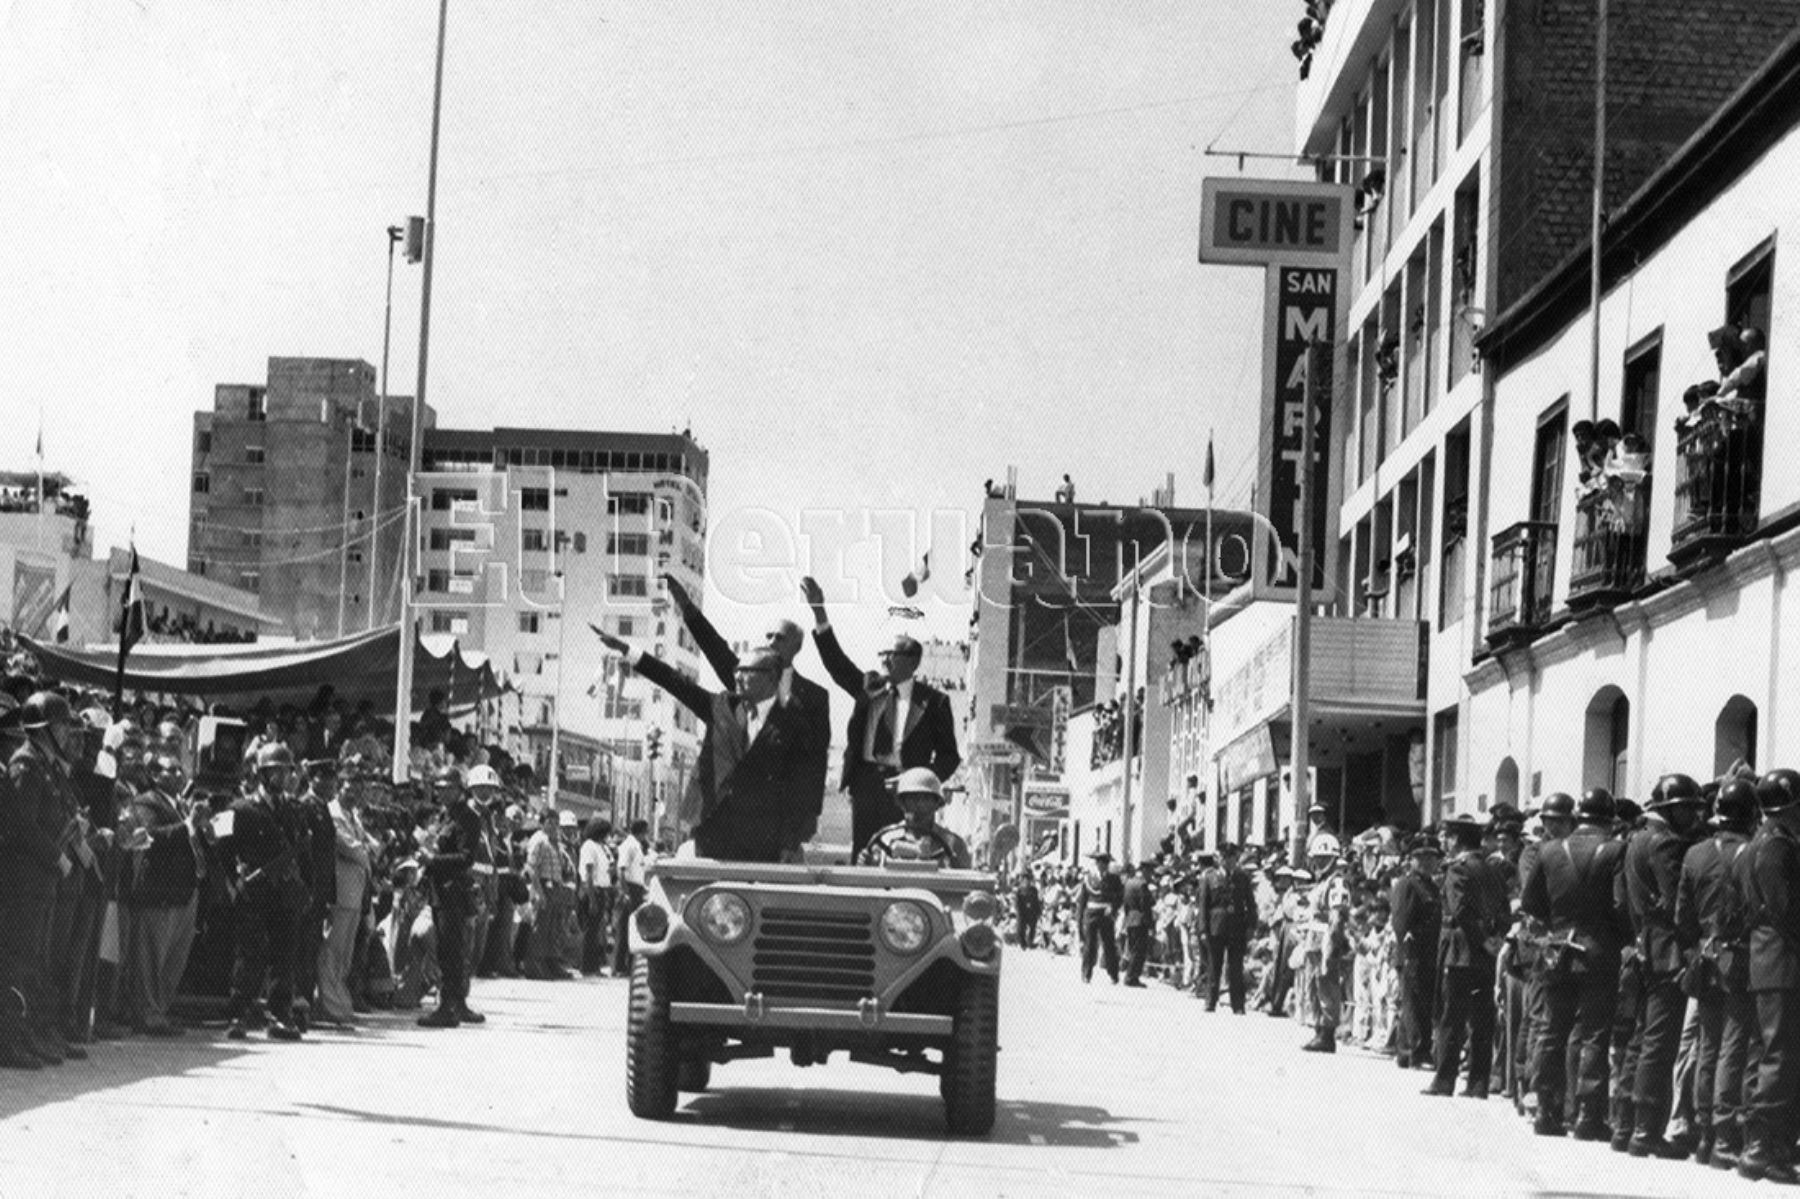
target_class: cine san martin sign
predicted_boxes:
[1198,178,1351,598]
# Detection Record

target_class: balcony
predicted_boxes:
[1670,410,1762,572]
[1568,480,1648,611]
[1486,521,1556,649]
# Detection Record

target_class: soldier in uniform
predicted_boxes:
[1196,843,1256,1013]
[1621,773,1706,1158]
[220,743,307,1041]
[1519,788,1630,1138]
[1736,768,1800,1183]
[1075,848,1123,984]
[1301,836,1351,1053]
[1425,812,1509,1098]
[1389,833,1442,1069]
[1013,872,1042,950]
[858,767,970,868]
[1677,775,1755,1167]
[417,766,485,1028]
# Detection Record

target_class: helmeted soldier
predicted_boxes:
[1621,773,1707,1158]
[1735,768,1800,1183]
[220,741,306,1041]
[1425,811,1510,1098]
[858,767,971,869]
[1519,787,1631,1138]
[1677,774,1756,1167]
[1301,834,1351,1053]
[417,765,485,1028]
[1075,847,1123,984]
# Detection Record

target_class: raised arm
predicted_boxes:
[591,624,714,721]
[801,577,868,697]
[664,574,741,690]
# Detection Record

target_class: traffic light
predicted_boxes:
[646,728,663,762]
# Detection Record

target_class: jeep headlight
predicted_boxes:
[693,892,752,945]
[962,891,997,923]
[878,900,931,954]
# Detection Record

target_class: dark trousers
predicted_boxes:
[1533,968,1616,1124]
[226,890,299,1023]
[291,901,325,1011]
[1713,989,1759,1140]
[480,891,517,977]
[1015,916,1038,949]
[611,882,646,976]
[1433,959,1496,1091]
[1629,973,1685,1142]
[1203,935,1246,1011]
[51,864,104,1038]
[1268,929,1292,1014]
[1080,908,1118,983]
[1396,949,1435,1064]
[1747,989,1800,1156]
[580,890,610,974]
[433,899,470,1007]
[0,859,55,1040]
[1610,955,1644,1126]
[1122,924,1149,983]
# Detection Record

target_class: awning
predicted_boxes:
[19,625,510,715]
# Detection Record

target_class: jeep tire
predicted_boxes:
[626,954,679,1118]
[941,972,998,1135]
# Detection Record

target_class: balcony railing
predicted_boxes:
[1670,409,1761,570]
[1486,520,1557,649]
[1568,479,1648,610]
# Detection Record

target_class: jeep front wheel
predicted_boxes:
[941,972,998,1135]
[626,954,679,1119]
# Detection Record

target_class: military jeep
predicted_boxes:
[624,858,1003,1135]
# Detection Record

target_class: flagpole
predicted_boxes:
[35,410,45,551]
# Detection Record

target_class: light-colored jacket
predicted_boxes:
[329,798,376,912]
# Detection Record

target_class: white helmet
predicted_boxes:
[1308,833,1341,858]
[466,764,502,790]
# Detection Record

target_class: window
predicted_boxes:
[518,612,541,634]
[241,531,262,548]
[431,488,477,511]
[521,528,550,552]
[607,532,650,557]
[617,617,635,637]
[428,528,475,551]
[192,473,210,494]
[189,558,206,577]
[245,446,265,464]
[609,575,648,598]
[520,487,550,511]
[1621,331,1662,453]
[1531,403,1567,525]
[351,427,377,454]
[244,488,265,507]
[573,531,587,553]
[196,431,212,455]
[239,571,260,593]
[429,610,469,635]
[426,568,451,593]
[246,390,266,422]
[1432,706,1459,812]
[348,550,363,564]
[1727,235,1775,335]
[607,493,650,516]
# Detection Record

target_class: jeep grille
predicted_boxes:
[752,907,876,1004]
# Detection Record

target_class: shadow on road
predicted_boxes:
[684,1086,1138,1147]
[0,1035,250,1121]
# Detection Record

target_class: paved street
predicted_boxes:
[0,949,1750,1199]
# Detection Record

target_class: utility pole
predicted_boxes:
[1588,0,1608,423]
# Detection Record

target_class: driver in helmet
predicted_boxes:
[219,741,306,1041]
[858,768,970,869]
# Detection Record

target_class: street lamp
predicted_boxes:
[368,222,407,630]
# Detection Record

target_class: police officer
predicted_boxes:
[1389,832,1441,1070]
[1676,774,1755,1167]
[1736,768,1800,1183]
[1519,788,1630,1138]
[1425,812,1509,1098]
[857,767,971,868]
[1622,773,1706,1158]
[1,692,74,1068]
[221,742,306,1041]
[417,766,484,1028]
[1076,848,1123,984]
[11,692,87,1065]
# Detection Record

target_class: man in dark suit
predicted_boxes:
[1622,773,1706,1158]
[1196,843,1255,1012]
[1425,812,1509,1098]
[595,629,816,862]
[1389,834,1442,1069]
[417,766,486,1029]
[1737,768,1800,1183]
[1518,789,1631,1139]
[1120,863,1154,987]
[801,577,961,858]
[219,742,307,1042]
[663,575,831,845]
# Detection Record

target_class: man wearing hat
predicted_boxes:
[1425,811,1509,1097]
[1390,832,1442,1069]
[1196,844,1255,1013]
[219,742,307,1042]
[1,691,79,1068]
[1519,789,1630,1138]
[858,768,969,868]
[417,765,485,1028]
[1075,847,1123,984]
[1619,774,1707,1157]
[1120,862,1156,987]
[1734,768,1800,1182]
[288,757,339,1030]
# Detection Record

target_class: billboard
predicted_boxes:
[11,559,57,636]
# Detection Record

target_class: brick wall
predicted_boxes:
[1496,0,1800,310]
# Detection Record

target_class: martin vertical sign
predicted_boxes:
[1198,177,1350,600]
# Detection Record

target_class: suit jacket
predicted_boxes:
[671,590,832,839]
[1743,818,1800,992]
[1519,825,1631,970]
[634,649,818,861]
[813,624,961,799]
[1438,850,1508,970]
[1624,817,1695,976]
[1196,864,1255,941]
[1389,870,1440,959]
[1120,876,1154,928]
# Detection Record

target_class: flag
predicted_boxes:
[901,550,931,598]
[47,586,71,644]
[1203,435,1215,491]
[112,545,146,718]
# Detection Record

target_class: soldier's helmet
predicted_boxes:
[892,767,945,805]
[1537,792,1576,819]
[465,763,501,791]
[1756,768,1800,813]
[1647,773,1703,810]
[1577,787,1615,821]
[1715,777,1759,824]
[1307,833,1341,858]
[254,742,296,771]
[20,691,73,732]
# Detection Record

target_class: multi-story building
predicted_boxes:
[190,357,418,639]
[1291,0,1800,823]
[413,426,709,829]
[1463,29,1800,807]
[0,477,90,634]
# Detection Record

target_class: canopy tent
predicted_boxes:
[19,624,510,716]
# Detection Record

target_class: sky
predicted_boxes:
[1,0,1305,653]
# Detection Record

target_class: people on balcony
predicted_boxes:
[1676,324,1767,533]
